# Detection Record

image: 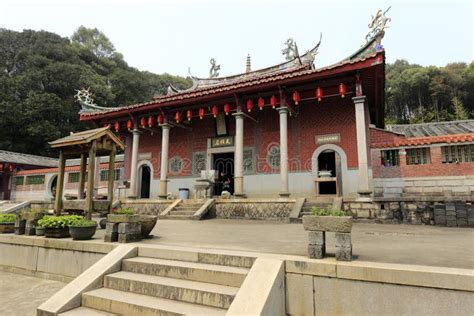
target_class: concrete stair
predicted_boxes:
[159,199,214,220]
[62,248,253,315]
[294,197,334,223]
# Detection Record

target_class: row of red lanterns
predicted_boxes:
[111,84,347,132]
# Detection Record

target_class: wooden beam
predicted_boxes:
[85,140,96,220]
[54,150,66,215]
[78,153,86,199]
[107,143,116,212]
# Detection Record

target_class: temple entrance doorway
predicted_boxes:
[138,165,151,199]
[213,152,234,195]
[317,150,341,195]
[49,175,57,199]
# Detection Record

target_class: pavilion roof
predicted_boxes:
[49,127,125,156]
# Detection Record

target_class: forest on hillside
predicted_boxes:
[0,27,472,156]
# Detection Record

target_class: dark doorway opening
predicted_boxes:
[139,166,151,199]
[318,151,337,195]
[50,176,57,199]
[213,152,234,195]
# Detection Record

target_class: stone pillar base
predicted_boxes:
[159,180,168,199]
[279,191,291,198]
[335,232,352,261]
[234,176,243,197]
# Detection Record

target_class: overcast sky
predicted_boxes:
[1,0,473,77]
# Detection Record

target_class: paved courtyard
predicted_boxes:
[134,219,474,269]
[0,271,65,316]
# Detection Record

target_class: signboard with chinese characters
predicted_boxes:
[315,133,340,144]
[211,136,234,148]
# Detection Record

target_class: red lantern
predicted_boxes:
[175,112,181,123]
[270,95,277,109]
[147,116,154,128]
[114,121,120,132]
[292,90,300,105]
[315,87,323,102]
[224,103,231,115]
[140,117,146,128]
[187,110,193,121]
[157,114,164,125]
[246,99,253,113]
[338,83,346,98]
[258,97,265,110]
[211,105,218,118]
[198,108,205,119]
[126,120,132,131]
[8,164,14,172]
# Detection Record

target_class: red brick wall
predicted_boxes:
[373,146,474,178]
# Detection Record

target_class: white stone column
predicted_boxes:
[129,122,140,198]
[159,123,171,199]
[278,107,290,197]
[233,112,244,197]
[353,96,371,199]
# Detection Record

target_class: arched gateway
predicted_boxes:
[312,144,348,196]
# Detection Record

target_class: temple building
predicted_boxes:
[76,16,389,200]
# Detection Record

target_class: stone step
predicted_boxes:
[82,288,226,316]
[171,210,197,216]
[176,204,202,209]
[138,247,256,268]
[59,307,117,316]
[159,214,195,220]
[122,257,249,287]
[104,271,238,309]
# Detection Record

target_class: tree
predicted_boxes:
[71,26,117,59]
[452,96,469,120]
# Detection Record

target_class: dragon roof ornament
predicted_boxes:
[75,88,119,114]
[365,7,391,49]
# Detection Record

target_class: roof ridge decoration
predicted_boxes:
[76,88,120,114]
[165,32,323,96]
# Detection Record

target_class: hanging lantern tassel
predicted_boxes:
[114,121,120,132]
[316,87,323,102]
[339,83,346,98]
[147,116,154,128]
[224,103,231,115]
[157,114,164,125]
[198,108,205,119]
[187,110,192,121]
[175,112,181,123]
[246,99,253,113]
[270,95,277,109]
[292,90,300,105]
[258,97,264,110]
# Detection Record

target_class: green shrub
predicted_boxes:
[114,207,134,215]
[37,215,84,228]
[311,207,347,217]
[0,214,16,223]
[69,218,97,227]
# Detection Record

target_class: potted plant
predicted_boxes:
[302,207,352,233]
[0,214,16,233]
[38,215,83,238]
[107,207,139,223]
[139,215,158,238]
[68,218,98,240]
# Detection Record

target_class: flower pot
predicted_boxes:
[44,227,70,238]
[0,223,15,234]
[35,226,45,236]
[139,215,158,238]
[69,225,97,240]
[302,216,352,233]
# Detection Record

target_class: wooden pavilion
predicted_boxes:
[49,127,124,218]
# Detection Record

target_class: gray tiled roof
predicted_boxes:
[0,150,58,167]
[387,120,474,138]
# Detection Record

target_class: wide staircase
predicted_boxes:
[295,197,336,223]
[60,250,253,315]
[159,199,214,220]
